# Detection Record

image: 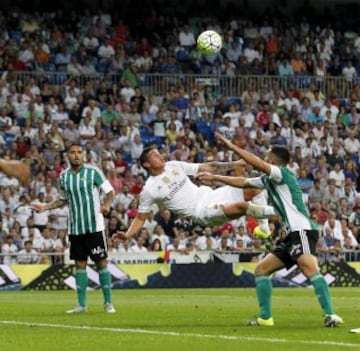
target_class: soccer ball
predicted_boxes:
[197,30,222,56]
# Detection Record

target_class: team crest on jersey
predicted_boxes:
[162,176,170,183]
[172,169,180,176]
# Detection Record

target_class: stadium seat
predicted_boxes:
[4,133,15,148]
[176,49,189,62]
[227,97,242,109]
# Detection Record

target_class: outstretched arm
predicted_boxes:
[215,132,271,175]
[197,172,256,188]
[30,199,68,212]
[198,159,244,175]
[112,212,149,241]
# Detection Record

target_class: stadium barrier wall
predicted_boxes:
[0,261,359,291]
[12,71,357,99]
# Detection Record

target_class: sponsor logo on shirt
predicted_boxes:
[164,178,187,201]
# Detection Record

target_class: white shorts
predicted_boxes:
[193,185,245,226]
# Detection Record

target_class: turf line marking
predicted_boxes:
[1,320,359,348]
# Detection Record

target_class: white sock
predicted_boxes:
[251,191,268,206]
[258,219,270,234]
[246,203,276,219]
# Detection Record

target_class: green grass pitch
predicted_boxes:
[0,288,359,351]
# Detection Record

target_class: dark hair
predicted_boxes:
[66,143,83,152]
[151,238,162,251]
[139,147,154,168]
[270,145,291,165]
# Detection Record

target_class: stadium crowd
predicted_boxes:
[1,7,360,264]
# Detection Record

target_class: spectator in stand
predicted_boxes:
[344,130,360,156]
[167,237,188,253]
[130,235,148,253]
[297,168,314,204]
[108,168,123,195]
[328,163,345,190]
[178,24,195,50]
[97,39,115,67]
[342,60,357,84]
[150,238,163,252]
[129,174,143,196]
[80,58,96,75]
[291,52,307,75]
[79,112,97,145]
[81,99,101,128]
[1,235,18,264]
[155,209,177,239]
[112,185,134,210]
[53,229,68,264]
[121,62,140,89]
[114,203,129,230]
[195,226,217,251]
[317,227,341,262]
[17,240,40,264]
[67,56,84,75]
[55,46,72,71]
[337,197,352,220]
[31,192,49,232]
[310,201,329,226]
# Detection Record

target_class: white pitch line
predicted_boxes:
[0,320,359,349]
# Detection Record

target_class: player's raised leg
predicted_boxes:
[223,201,276,220]
[249,191,271,239]
[0,159,30,187]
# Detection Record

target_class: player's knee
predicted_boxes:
[297,255,319,277]
[235,202,248,213]
[298,261,319,277]
[254,262,269,275]
[96,259,108,270]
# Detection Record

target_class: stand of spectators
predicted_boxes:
[0,7,360,262]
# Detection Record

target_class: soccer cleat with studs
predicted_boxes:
[247,316,274,327]
[324,314,343,327]
[104,302,116,313]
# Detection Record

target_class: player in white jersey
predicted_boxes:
[112,147,275,243]
[198,132,343,328]
[30,143,116,314]
[0,159,30,186]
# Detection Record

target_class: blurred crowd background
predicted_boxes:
[1,2,360,264]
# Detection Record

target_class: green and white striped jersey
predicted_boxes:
[59,164,113,235]
[249,165,317,233]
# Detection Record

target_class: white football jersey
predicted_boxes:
[138,161,209,218]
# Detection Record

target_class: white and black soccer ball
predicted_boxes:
[197,30,223,56]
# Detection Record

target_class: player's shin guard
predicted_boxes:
[99,267,112,304]
[255,275,272,319]
[75,268,88,307]
[309,272,334,315]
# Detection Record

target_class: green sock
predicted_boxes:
[99,267,112,304]
[255,275,272,319]
[309,273,334,315]
[75,268,88,307]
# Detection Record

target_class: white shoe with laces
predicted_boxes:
[104,302,116,313]
[324,314,343,327]
[66,305,87,314]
